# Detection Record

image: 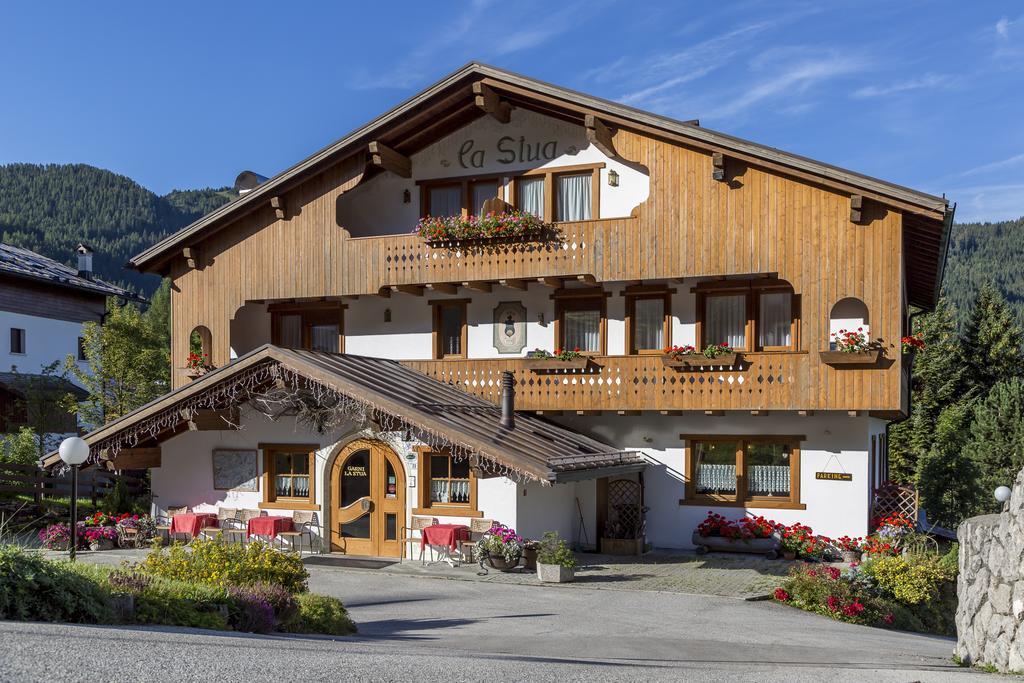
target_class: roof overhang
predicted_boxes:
[129,62,951,277]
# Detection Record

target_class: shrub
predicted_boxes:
[139,538,309,592]
[108,570,151,595]
[284,594,356,636]
[861,554,954,605]
[133,577,230,630]
[536,531,577,569]
[247,582,299,626]
[0,545,112,623]
[227,586,276,634]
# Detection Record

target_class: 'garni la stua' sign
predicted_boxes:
[815,472,853,482]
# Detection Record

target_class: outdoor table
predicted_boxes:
[421,523,470,567]
[247,515,294,540]
[170,513,217,539]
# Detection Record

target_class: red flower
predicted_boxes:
[825,566,841,580]
[826,596,840,612]
[773,588,790,602]
[883,613,895,625]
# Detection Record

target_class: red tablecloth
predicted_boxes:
[170,513,217,538]
[247,516,294,539]
[421,523,470,550]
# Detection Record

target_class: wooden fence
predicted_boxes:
[0,462,146,506]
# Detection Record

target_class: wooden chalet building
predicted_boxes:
[45,63,954,555]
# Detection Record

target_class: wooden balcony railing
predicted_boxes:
[402,352,902,413]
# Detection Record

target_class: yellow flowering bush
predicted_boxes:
[862,554,953,605]
[140,537,309,593]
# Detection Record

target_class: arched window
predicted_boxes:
[829,298,869,347]
[188,325,212,367]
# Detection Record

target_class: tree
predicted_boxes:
[66,299,169,427]
[0,427,40,466]
[1,362,80,461]
[915,402,982,528]
[144,278,172,352]
[965,377,1024,510]
[960,283,1023,399]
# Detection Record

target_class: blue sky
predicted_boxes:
[2,1,1022,222]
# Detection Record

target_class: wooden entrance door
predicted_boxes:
[330,439,405,557]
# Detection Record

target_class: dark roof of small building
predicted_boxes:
[0,243,141,300]
[0,371,88,401]
[42,345,642,481]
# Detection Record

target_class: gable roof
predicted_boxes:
[42,345,641,482]
[0,242,141,301]
[0,371,88,401]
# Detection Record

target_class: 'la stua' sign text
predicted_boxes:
[458,136,566,169]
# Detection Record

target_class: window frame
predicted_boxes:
[270,303,345,353]
[430,298,469,359]
[553,289,607,355]
[695,280,799,353]
[511,163,603,223]
[680,435,805,510]
[414,447,481,518]
[10,328,25,355]
[259,443,319,510]
[624,289,673,355]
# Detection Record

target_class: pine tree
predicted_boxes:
[965,377,1024,510]
[915,402,982,528]
[960,283,1024,398]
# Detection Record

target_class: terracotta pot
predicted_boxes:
[522,547,538,570]
[782,550,797,561]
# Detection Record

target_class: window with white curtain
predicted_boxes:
[632,296,666,352]
[759,291,792,349]
[705,294,747,349]
[471,180,499,216]
[517,176,544,218]
[560,298,602,352]
[556,173,592,221]
[428,185,462,216]
[310,324,339,353]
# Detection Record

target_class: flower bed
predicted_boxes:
[414,210,548,244]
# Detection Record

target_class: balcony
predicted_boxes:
[402,352,903,413]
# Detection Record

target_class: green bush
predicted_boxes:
[139,537,309,592]
[862,554,954,605]
[133,577,230,630]
[0,545,112,623]
[284,594,357,636]
[536,531,577,569]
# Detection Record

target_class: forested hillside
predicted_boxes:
[942,216,1024,326]
[0,163,236,294]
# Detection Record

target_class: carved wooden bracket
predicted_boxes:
[585,114,616,158]
[270,196,286,220]
[712,152,726,182]
[368,141,411,178]
[182,247,201,269]
[472,82,511,123]
[850,194,865,224]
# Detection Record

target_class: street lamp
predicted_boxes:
[995,485,1012,510]
[58,437,90,562]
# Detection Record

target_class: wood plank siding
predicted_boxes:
[168,129,906,412]
[0,276,107,324]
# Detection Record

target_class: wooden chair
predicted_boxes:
[202,508,237,541]
[236,509,263,544]
[154,506,189,543]
[400,516,438,564]
[458,518,495,563]
[276,511,320,554]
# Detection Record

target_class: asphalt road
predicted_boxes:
[0,566,995,682]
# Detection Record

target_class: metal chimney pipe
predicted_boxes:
[500,370,515,429]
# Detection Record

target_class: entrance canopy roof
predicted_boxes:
[43,345,642,483]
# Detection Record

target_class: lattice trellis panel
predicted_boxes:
[872,483,919,526]
[606,479,643,539]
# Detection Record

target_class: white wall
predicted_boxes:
[337,108,650,237]
[0,310,88,382]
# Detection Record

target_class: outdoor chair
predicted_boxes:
[236,508,263,544]
[202,508,237,542]
[457,518,495,564]
[400,515,438,564]
[276,511,320,554]
[154,506,189,543]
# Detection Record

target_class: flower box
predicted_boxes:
[691,530,781,559]
[537,563,575,583]
[525,356,594,371]
[599,536,645,556]
[425,230,545,248]
[661,352,740,369]
[819,349,881,366]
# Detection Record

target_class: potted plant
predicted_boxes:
[661,343,739,369]
[473,524,524,571]
[522,539,540,570]
[524,347,593,371]
[819,328,882,365]
[83,525,118,551]
[834,535,865,564]
[536,531,577,583]
[414,210,549,246]
[115,513,157,548]
[691,512,780,558]
[183,351,213,379]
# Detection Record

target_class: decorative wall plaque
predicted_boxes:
[493,301,527,354]
[212,449,258,491]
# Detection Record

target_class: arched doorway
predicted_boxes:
[330,439,405,557]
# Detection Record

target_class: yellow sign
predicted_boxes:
[815,472,852,482]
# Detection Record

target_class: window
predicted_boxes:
[270,305,344,353]
[427,184,462,216]
[683,437,804,509]
[697,281,798,352]
[555,294,605,354]
[555,173,593,221]
[261,444,317,509]
[626,292,671,354]
[9,328,25,355]
[470,180,499,216]
[77,337,87,361]
[416,448,479,516]
[517,176,544,218]
[431,300,468,359]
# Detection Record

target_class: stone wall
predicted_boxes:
[956,468,1024,672]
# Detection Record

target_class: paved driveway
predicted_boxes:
[0,565,994,682]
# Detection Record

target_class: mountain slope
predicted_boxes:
[941,216,1024,326]
[0,163,236,294]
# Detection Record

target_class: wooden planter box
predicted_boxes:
[819,349,881,366]
[661,352,740,369]
[425,231,544,248]
[691,530,780,559]
[525,356,594,372]
[599,536,645,556]
[183,366,211,380]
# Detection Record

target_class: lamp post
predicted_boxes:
[995,485,1012,512]
[58,437,90,562]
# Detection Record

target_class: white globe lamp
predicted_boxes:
[995,486,1012,505]
[58,437,90,561]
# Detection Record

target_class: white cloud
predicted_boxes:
[959,153,1024,177]
[851,73,954,99]
[996,17,1011,39]
[947,183,1024,223]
